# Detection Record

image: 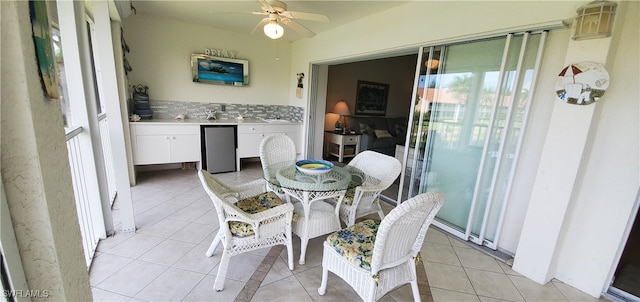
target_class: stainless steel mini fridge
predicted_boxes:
[201,125,237,173]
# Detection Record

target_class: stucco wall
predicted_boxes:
[1,1,92,300]
[122,13,295,106]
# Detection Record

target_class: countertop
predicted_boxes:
[130,118,301,126]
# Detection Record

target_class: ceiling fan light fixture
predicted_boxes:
[263,20,284,39]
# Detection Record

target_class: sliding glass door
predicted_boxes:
[399,32,546,248]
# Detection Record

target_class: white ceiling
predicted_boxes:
[129,0,409,41]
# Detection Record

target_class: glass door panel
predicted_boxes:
[472,34,542,245]
[401,32,546,248]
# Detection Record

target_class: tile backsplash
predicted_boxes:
[133,100,304,122]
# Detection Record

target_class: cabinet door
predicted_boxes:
[264,125,301,153]
[169,134,201,163]
[237,125,264,158]
[135,135,170,165]
[237,133,263,157]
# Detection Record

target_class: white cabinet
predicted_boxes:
[237,125,264,158]
[237,124,301,169]
[131,124,200,165]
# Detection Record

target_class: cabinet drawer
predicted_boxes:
[264,124,297,133]
[133,124,199,135]
[238,125,264,134]
[344,136,358,143]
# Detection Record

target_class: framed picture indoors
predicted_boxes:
[355,80,389,115]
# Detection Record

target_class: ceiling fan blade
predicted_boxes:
[281,18,315,37]
[258,0,276,12]
[282,11,329,22]
[250,18,270,35]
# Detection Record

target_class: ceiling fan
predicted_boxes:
[250,0,329,39]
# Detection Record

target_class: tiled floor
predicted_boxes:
[90,161,608,301]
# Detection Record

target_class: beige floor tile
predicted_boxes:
[94,260,168,297]
[508,275,568,301]
[134,267,206,301]
[165,190,208,207]
[138,239,197,266]
[449,235,471,248]
[497,260,522,277]
[131,212,165,232]
[132,197,161,214]
[432,287,481,302]
[262,257,294,286]
[139,217,189,237]
[91,166,611,302]
[189,195,214,209]
[141,201,188,220]
[91,287,130,301]
[224,253,266,282]
[251,275,313,301]
[282,235,328,274]
[192,209,221,227]
[551,280,607,301]
[103,233,164,259]
[454,246,504,273]
[168,205,210,222]
[169,222,216,244]
[183,275,245,301]
[172,244,220,274]
[423,242,462,266]
[425,262,476,294]
[294,265,361,301]
[425,228,452,245]
[465,268,524,301]
[94,232,135,253]
[143,188,183,204]
[478,296,514,302]
[89,253,134,286]
[379,283,421,301]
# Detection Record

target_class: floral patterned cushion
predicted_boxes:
[229,192,283,237]
[333,188,355,205]
[325,219,380,270]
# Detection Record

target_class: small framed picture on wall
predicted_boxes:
[355,80,389,116]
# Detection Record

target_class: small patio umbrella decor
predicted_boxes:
[558,64,583,84]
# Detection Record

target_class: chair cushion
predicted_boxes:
[332,188,355,205]
[229,192,284,237]
[326,219,380,270]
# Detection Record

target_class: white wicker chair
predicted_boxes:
[198,170,294,291]
[336,150,402,226]
[318,191,445,302]
[259,133,297,199]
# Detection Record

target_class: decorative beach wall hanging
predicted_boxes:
[555,62,609,105]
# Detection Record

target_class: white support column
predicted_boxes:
[512,6,619,286]
[57,0,106,238]
[92,0,136,234]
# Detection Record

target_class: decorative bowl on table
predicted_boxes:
[295,159,334,175]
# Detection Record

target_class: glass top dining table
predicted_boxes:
[263,161,365,265]
[264,161,365,192]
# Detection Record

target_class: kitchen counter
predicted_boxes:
[130,118,301,125]
[129,118,303,171]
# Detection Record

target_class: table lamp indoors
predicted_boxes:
[332,100,351,133]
